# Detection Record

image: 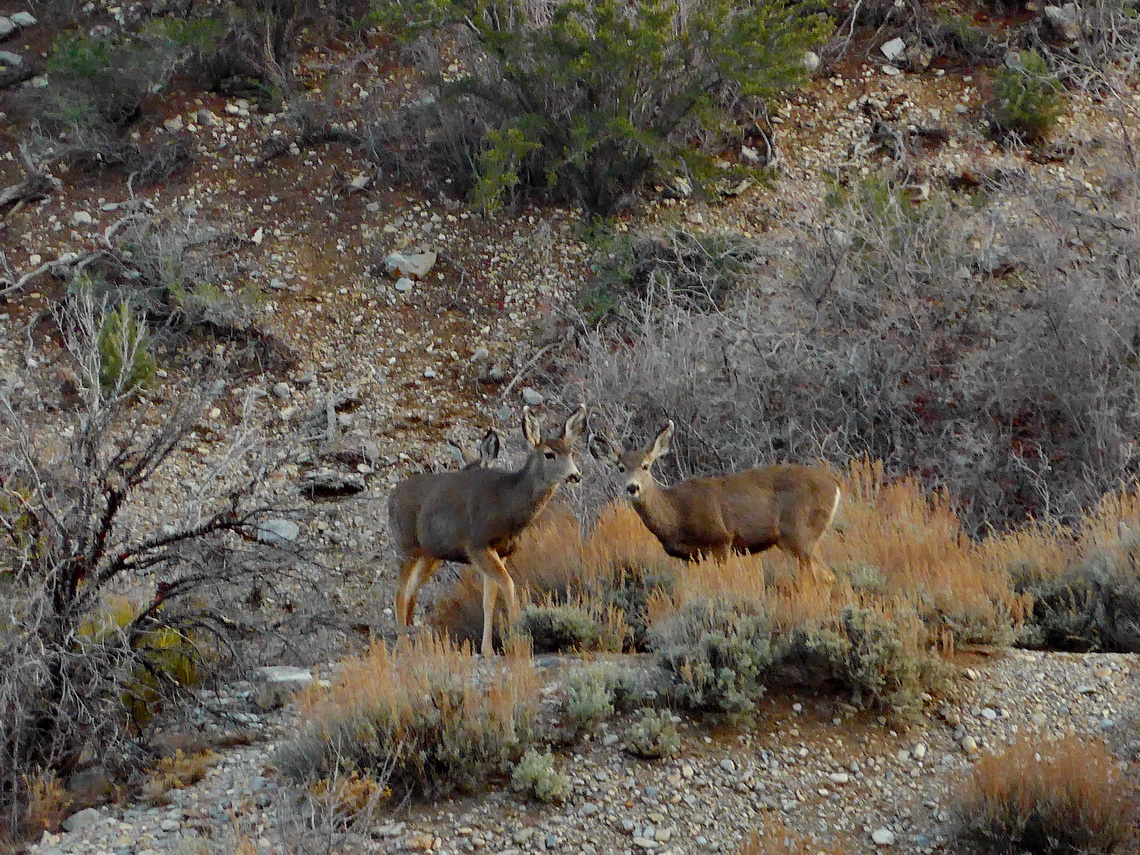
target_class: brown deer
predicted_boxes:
[389,405,588,655]
[589,421,839,581]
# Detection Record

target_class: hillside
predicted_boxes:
[4,0,1140,853]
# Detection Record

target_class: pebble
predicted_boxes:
[872,828,897,846]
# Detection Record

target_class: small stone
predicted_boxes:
[70,211,93,227]
[981,708,998,720]
[581,803,600,816]
[632,838,657,850]
[1030,712,1048,726]
[802,51,820,73]
[10,11,36,26]
[521,387,544,406]
[272,381,292,399]
[0,18,15,38]
[163,115,184,132]
[882,65,901,76]
[913,742,927,761]
[719,758,736,773]
[394,277,414,292]
[871,828,896,846]
[197,109,221,127]
[1043,3,1082,40]
[0,50,23,66]
[961,735,979,754]
[828,772,849,785]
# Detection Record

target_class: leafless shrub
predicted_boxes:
[565,170,1140,533]
[0,295,322,840]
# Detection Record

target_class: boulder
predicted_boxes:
[253,665,314,709]
[1043,4,1082,40]
[384,250,437,280]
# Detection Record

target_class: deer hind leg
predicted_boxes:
[470,548,518,656]
[395,555,439,627]
[783,540,835,586]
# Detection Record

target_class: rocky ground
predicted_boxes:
[6,5,1140,855]
[26,649,1140,855]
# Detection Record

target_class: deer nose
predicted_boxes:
[565,470,581,484]
[626,483,639,496]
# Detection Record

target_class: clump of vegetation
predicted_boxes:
[142,750,217,805]
[372,0,831,215]
[624,708,681,759]
[308,770,392,821]
[98,301,157,395]
[650,597,775,720]
[561,661,662,736]
[954,735,1134,854]
[583,228,763,320]
[1,296,311,840]
[988,50,1065,143]
[518,603,614,653]
[277,635,541,799]
[778,606,939,719]
[510,748,570,803]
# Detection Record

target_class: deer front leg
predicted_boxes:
[480,571,499,656]
[395,556,425,627]
[471,548,519,655]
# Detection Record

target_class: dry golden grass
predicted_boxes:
[956,735,1135,854]
[20,770,72,836]
[280,633,541,798]
[142,748,217,805]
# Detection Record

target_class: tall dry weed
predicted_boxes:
[277,634,541,798]
[955,735,1135,854]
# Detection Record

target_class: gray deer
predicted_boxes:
[389,405,588,655]
[590,421,840,581]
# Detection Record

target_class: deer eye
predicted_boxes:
[642,463,651,471]
[544,450,556,460]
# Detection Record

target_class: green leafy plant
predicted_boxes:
[98,301,157,395]
[624,707,681,759]
[988,50,1065,143]
[510,748,570,803]
[380,0,831,215]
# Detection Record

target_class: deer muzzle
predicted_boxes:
[565,471,582,485]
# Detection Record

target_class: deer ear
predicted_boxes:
[447,439,469,467]
[588,433,619,464]
[479,429,500,466]
[522,407,542,447]
[647,420,674,462]
[562,404,588,443]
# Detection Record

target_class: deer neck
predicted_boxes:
[503,454,559,526]
[633,479,680,543]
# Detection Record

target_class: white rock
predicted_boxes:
[255,518,300,544]
[871,828,896,846]
[0,50,22,66]
[881,37,906,60]
[69,211,93,227]
[913,742,928,761]
[0,18,15,38]
[882,65,902,76]
[10,11,36,26]
[253,665,314,709]
[1043,4,1082,40]
[384,250,437,280]
[394,277,414,292]
[961,734,979,754]
[271,381,292,399]
[349,172,371,191]
[163,115,184,132]
[802,50,820,73]
[521,387,544,406]
[197,109,220,127]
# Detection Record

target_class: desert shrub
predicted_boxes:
[373,0,831,215]
[277,634,541,799]
[0,298,315,839]
[20,770,72,837]
[623,707,681,759]
[562,665,617,734]
[988,50,1065,143]
[510,748,570,803]
[778,606,938,718]
[1015,551,1140,652]
[650,597,775,719]
[519,603,611,653]
[584,228,763,320]
[955,735,1134,854]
